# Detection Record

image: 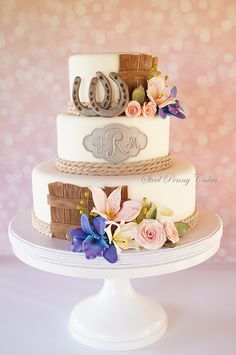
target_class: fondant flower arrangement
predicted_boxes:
[67,187,190,264]
[125,64,185,119]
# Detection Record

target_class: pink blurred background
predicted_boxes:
[0,0,235,259]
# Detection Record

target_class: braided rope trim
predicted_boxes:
[32,211,52,238]
[178,209,199,229]
[32,208,199,239]
[55,155,172,176]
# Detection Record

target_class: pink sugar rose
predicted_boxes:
[136,219,167,250]
[142,102,156,118]
[164,221,179,243]
[125,100,142,118]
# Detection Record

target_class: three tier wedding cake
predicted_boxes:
[32,53,199,263]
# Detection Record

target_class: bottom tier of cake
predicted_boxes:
[32,158,196,238]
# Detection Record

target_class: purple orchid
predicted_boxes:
[159,100,185,119]
[170,86,177,98]
[157,85,185,119]
[67,214,118,263]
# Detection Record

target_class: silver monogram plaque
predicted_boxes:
[83,123,148,163]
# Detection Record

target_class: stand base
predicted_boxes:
[69,279,167,351]
[8,207,223,351]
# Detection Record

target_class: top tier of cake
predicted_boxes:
[69,53,119,102]
[68,53,157,103]
[56,53,185,168]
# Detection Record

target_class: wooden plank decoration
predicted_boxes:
[119,53,158,97]
[47,182,128,239]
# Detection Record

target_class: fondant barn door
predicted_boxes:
[47,182,128,239]
[119,53,158,96]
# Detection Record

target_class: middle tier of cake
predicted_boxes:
[32,158,196,230]
[57,114,170,164]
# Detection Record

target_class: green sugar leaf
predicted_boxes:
[132,85,146,104]
[164,241,177,248]
[174,222,189,237]
[146,203,157,219]
[136,204,149,224]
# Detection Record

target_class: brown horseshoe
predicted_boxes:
[89,72,129,117]
[72,73,112,116]
[93,72,112,109]
[72,76,95,116]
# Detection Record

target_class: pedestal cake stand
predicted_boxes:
[8,205,222,351]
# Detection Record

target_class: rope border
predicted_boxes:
[177,208,199,229]
[32,211,52,238]
[55,155,173,176]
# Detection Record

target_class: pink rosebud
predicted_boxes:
[135,219,167,250]
[125,100,142,118]
[142,102,156,118]
[164,221,179,243]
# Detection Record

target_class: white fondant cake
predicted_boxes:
[32,158,196,225]
[31,52,199,263]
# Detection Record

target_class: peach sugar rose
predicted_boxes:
[135,219,167,250]
[125,100,141,118]
[142,101,156,118]
[164,221,180,243]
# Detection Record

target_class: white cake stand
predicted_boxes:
[8,205,222,351]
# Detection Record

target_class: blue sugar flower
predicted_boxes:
[68,214,118,263]
[82,234,109,259]
[69,227,87,253]
[68,214,107,257]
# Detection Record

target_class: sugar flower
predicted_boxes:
[105,222,140,255]
[125,100,142,118]
[163,221,180,244]
[156,206,174,224]
[68,214,108,258]
[147,77,176,108]
[68,214,117,263]
[89,186,141,223]
[135,219,167,250]
[159,100,185,119]
[141,101,156,118]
